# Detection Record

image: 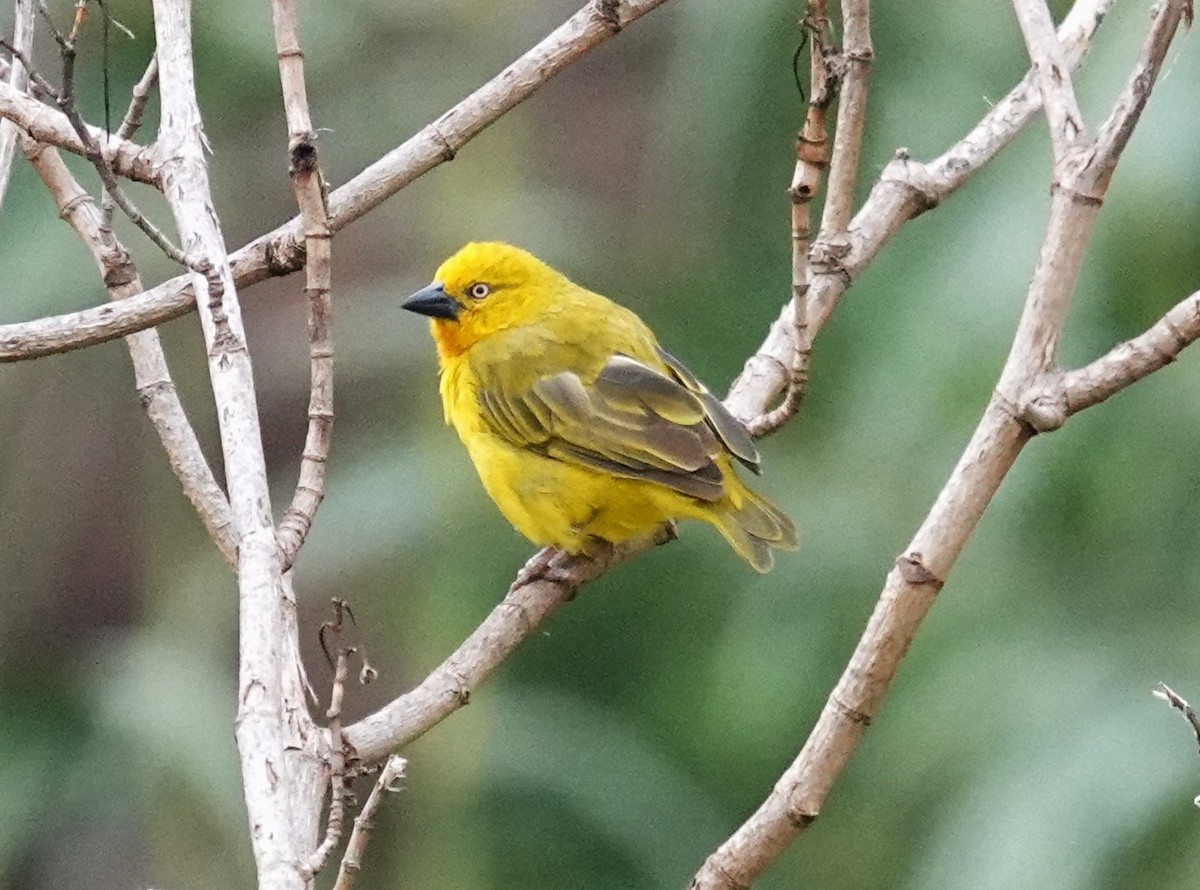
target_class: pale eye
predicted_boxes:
[469,283,490,300]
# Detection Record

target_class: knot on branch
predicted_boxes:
[881,150,940,216]
[809,235,852,281]
[288,134,319,174]
[896,552,944,590]
[595,0,623,32]
[1019,385,1068,433]
[1050,180,1104,207]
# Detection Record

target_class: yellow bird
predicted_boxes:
[402,242,797,578]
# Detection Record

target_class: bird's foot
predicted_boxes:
[509,546,575,593]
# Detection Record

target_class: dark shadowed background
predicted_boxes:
[2,1,1200,887]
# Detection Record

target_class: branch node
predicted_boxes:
[830,694,872,726]
[595,0,623,32]
[1019,383,1068,433]
[895,552,943,589]
[1050,179,1103,206]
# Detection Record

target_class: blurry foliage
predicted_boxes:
[2,0,1200,888]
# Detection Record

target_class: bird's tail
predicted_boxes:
[710,482,799,573]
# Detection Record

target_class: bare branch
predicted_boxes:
[269,0,334,569]
[818,0,871,235]
[0,0,676,363]
[0,79,159,183]
[20,133,236,563]
[0,0,35,213]
[306,641,351,877]
[1059,288,1200,415]
[153,3,310,888]
[103,54,159,227]
[1012,0,1087,159]
[729,0,1117,421]
[332,755,407,890]
[1154,683,1200,754]
[691,2,1192,886]
[744,3,833,439]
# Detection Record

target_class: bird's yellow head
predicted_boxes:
[402,242,567,359]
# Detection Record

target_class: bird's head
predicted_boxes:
[402,242,565,359]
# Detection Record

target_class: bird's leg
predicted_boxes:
[509,546,574,592]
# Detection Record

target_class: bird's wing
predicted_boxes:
[475,352,753,502]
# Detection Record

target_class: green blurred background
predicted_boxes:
[2,0,1200,887]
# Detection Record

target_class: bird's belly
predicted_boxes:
[464,432,681,553]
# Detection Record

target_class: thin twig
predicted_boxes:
[1153,683,1200,754]
[269,0,334,570]
[102,53,159,226]
[0,78,158,181]
[306,642,352,876]
[744,3,834,439]
[332,755,407,890]
[0,0,35,213]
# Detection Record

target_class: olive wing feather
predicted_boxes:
[475,353,750,502]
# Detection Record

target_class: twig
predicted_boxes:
[102,53,159,227]
[727,0,1117,422]
[689,2,1191,886]
[818,0,872,235]
[20,132,236,563]
[0,78,158,181]
[1153,683,1200,754]
[744,3,834,439]
[0,0,35,213]
[306,641,351,876]
[269,0,334,569]
[18,5,186,263]
[332,755,407,890]
[1059,287,1200,416]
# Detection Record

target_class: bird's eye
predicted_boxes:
[469,283,490,300]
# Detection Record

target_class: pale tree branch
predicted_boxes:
[730,0,1117,421]
[1154,683,1200,754]
[153,3,317,888]
[20,132,237,563]
[744,2,833,439]
[0,0,34,213]
[0,71,159,182]
[269,0,334,570]
[305,639,351,878]
[332,755,407,890]
[343,0,1123,769]
[1058,287,1200,416]
[818,0,871,236]
[0,0,677,363]
[690,1,1190,886]
[102,53,159,227]
[1012,0,1087,159]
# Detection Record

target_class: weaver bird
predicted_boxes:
[403,242,797,581]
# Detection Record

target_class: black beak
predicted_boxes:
[402,283,460,320]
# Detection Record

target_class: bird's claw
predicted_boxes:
[509,547,574,592]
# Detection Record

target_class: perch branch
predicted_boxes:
[269,0,334,569]
[343,0,1121,767]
